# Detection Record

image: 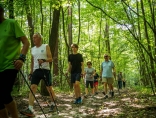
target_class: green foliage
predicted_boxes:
[1,0,155,92]
[12,85,30,97]
[132,85,153,94]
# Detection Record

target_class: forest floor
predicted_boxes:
[14,87,156,118]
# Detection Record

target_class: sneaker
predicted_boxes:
[49,105,56,112]
[77,98,82,104]
[20,108,35,117]
[102,92,106,95]
[73,99,78,104]
[95,92,98,95]
[111,91,114,97]
[104,95,108,99]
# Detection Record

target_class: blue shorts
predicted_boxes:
[71,73,81,83]
[31,69,52,86]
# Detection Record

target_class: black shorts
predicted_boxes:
[31,69,52,86]
[0,69,18,109]
[71,73,81,83]
[85,80,94,88]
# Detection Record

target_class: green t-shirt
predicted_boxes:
[0,19,25,72]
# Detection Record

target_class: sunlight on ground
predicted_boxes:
[129,104,144,108]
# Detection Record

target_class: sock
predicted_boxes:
[28,105,34,112]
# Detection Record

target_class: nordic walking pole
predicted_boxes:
[38,64,59,114]
[37,88,51,107]
[29,75,50,107]
[19,70,48,118]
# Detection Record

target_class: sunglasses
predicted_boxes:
[104,56,108,57]
[87,63,91,65]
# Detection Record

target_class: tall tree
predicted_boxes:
[8,0,14,18]
[24,0,34,47]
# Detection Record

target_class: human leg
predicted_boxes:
[75,81,81,98]
[120,81,122,89]
[28,84,38,107]
[43,70,56,103]
[71,73,82,103]
[90,81,94,95]
[28,69,44,108]
[85,81,89,96]
[46,86,56,102]
[118,81,122,89]
[20,70,41,117]
[0,108,8,118]
[118,81,120,89]
[75,73,82,103]
[103,82,108,98]
[123,82,125,88]
[102,78,108,98]
[94,82,98,94]
[73,81,81,103]
[46,86,57,111]
[108,78,114,97]
[0,69,18,118]
[20,84,37,117]
[5,100,18,118]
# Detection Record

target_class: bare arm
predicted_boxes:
[112,67,116,79]
[93,70,95,76]
[46,45,52,62]
[14,36,30,70]
[66,62,72,74]
[30,56,34,74]
[20,36,30,55]
[100,68,103,77]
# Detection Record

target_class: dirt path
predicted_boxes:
[15,88,156,118]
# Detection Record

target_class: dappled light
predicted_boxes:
[1,0,156,117]
[14,87,156,117]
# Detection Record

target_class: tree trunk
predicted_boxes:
[8,0,14,19]
[104,20,110,57]
[24,1,34,47]
[53,40,59,76]
[40,80,49,96]
[67,1,73,90]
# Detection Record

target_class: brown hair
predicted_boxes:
[87,61,92,65]
[71,44,78,48]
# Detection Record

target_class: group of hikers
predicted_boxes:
[0,4,126,118]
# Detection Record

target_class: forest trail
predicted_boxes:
[15,87,156,118]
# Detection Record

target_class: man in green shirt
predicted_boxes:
[0,4,30,118]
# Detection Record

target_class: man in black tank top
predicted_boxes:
[66,44,84,104]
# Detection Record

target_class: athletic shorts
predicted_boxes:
[86,80,94,88]
[102,77,114,84]
[71,73,81,83]
[0,69,18,109]
[94,82,98,87]
[31,69,52,86]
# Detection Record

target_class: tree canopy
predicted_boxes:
[1,0,156,91]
